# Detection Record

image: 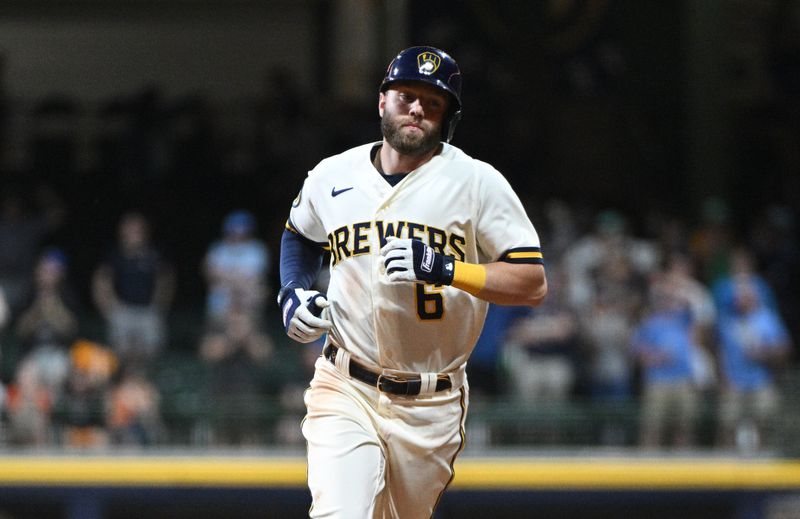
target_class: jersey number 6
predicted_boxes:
[416,283,444,320]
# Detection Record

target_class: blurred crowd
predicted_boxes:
[0,191,281,449]
[0,175,797,454]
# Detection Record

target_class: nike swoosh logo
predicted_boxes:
[331,186,354,197]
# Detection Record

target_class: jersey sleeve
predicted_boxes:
[286,175,328,246]
[474,167,543,265]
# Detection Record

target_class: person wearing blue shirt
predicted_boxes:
[716,279,791,450]
[202,210,271,330]
[631,281,699,448]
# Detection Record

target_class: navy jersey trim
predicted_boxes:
[498,246,544,265]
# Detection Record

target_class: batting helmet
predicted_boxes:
[380,46,462,143]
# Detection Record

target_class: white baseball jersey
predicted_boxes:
[287,141,542,375]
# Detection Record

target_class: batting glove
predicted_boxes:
[380,237,455,285]
[278,286,332,343]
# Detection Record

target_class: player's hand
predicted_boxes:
[379,236,455,285]
[278,287,332,343]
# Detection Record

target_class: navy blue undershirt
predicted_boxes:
[279,227,324,291]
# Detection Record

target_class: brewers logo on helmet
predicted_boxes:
[417,52,441,75]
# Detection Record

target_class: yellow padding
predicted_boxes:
[452,261,486,296]
[0,457,306,487]
[452,458,800,490]
[505,250,543,261]
[0,457,798,490]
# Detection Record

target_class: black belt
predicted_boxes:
[324,344,452,396]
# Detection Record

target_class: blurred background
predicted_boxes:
[0,0,799,518]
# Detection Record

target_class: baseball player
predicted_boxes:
[278,46,547,518]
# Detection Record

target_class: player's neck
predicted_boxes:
[376,141,441,174]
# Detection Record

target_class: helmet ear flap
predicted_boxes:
[444,109,462,144]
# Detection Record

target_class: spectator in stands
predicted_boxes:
[202,210,270,330]
[503,265,578,403]
[579,252,643,402]
[563,211,655,409]
[631,277,700,449]
[5,359,53,445]
[199,305,273,445]
[715,278,792,452]
[14,247,79,405]
[92,211,175,368]
[62,339,118,449]
[106,366,162,446]
[0,187,66,313]
[7,247,78,446]
[576,250,645,445]
[659,252,718,392]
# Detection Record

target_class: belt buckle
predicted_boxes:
[376,370,406,394]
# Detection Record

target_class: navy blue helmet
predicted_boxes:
[380,46,462,143]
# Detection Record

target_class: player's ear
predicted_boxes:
[378,91,386,117]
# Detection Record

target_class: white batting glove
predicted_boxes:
[379,236,455,285]
[278,287,332,343]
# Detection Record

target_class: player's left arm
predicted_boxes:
[380,237,547,307]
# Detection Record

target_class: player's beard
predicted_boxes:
[381,114,441,157]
